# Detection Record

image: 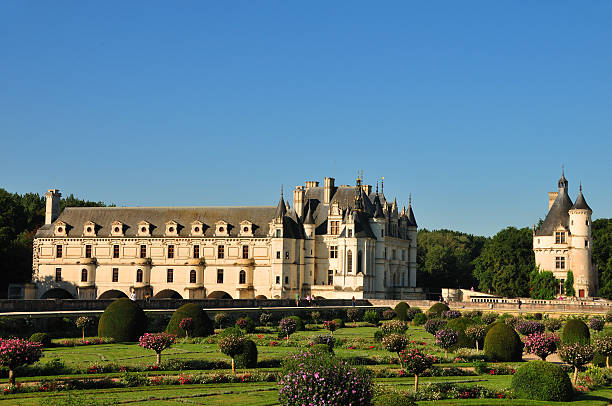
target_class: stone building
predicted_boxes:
[32,177,421,300]
[533,172,598,297]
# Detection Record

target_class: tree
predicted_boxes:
[279,317,297,339]
[138,333,176,364]
[529,270,558,300]
[218,335,247,373]
[558,343,594,386]
[381,333,410,361]
[75,316,94,340]
[592,219,612,299]
[592,336,612,368]
[399,348,434,392]
[473,227,534,297]
[179,318,193,338]
[523,332,560,360]
[565,270,576,297]
[465,325,486,351]
[0,338,43,385]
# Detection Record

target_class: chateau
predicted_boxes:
[32,177,420,300]
[533,172,598,297]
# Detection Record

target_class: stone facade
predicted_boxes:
[533,173,598,297]
[32,177,421,300]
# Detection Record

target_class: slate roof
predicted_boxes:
[535,189,573,236]
[571,189,592,212]
[406,205,417,227]
[35,206,281,238]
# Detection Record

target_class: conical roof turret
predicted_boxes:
[304,204,315,225]
[571,183,592,211]
[373,193,384,219]
[406,195,417,227]
[274,187,287,219]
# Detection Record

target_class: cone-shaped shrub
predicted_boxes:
[561,319,590,345]
[427,303,449,318]
[166,303,214,337]
[394,302,410,321]
[484,322,523,361]
[511,360,573,401]
[98,298,146,342]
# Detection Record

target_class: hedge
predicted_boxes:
[166,303,214,337]
[483,322,523,362]
[511,360,573,401]
[98,298,146,342]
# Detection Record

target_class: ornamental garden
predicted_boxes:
[0,300,611,405]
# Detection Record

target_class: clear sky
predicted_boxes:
[1,1,611,236]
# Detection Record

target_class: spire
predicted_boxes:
[274,186,287,219]
[570,182,592,211]
[407,195,417,227]
[558,167,568,191]
[381,176,384,195]
[303,203,315,225]
[373,194,384,219]
[354,176,364,211]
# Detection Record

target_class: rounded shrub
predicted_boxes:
[214,312,232,329]
[427,303,449,318]
[166,303,214,338]
[511,360,573,401]
[98,298,146,342]
[561,319,590,345]
[373,392,417,406]
[364,309,381,325]
[382,309,396,320]
[544,318,562,332]
[236,316,256,333]
[412,313,427,326]
[394,302,410,321]
[332,318,345,329]
[288,315,305,331]
[445,317,478,348]
[29,333,51,347]
[483,322,523,362]
[424,318,446,335]
[234,339,258,368]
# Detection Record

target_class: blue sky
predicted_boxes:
[1,1,611,236]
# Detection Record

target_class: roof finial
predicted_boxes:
[580,181,582,193]
[281,184,284,198]
[381,176,384,194]
[376,181,379,194]
[409,193,412,206]
[562,163,564,176]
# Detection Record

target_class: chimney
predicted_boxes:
[324,177,335,205]
[362,184,372,195]
[548,192,558,211]
[45,189,61,224]
[304,181,319,190]
[293,186,305,218]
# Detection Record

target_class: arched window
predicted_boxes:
[81,269,87,282]
[239,270,246,284]
[357,251,363,274]
[347,250,352,273]
[190,269,197,284]
[136,269,143,283]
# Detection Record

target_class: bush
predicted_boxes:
[515,320,545,336]
[399,348,435,392]
[75,316,94,339]
[382,334,410,355]
[346,308,362,323]
[589,317,605,332]
[166,304,214,338]
[373,393,417,406]
[427,303,449,318]
[310,311,322,324]
[481,313,497,324]
[483,323,523,362]
[29,333,51,347]
[544,318,562,332]
[279,318,297,338]
[412,313,427,326]
[380,320,408,336]
[332,318,345,329]
[288,316,305,331]
[278,350,373,406]
[446,317,478,349]
[382,309,396,320]
[0,338,43,385]
[561,319,590,345]
[435,329,458,352]
[606,310,612,323]
[558,343,595,385]
[441,310,461,319]
[523,332,560,360]
[424,319,446,335]
[234,339,258,369]
[219,326,244,338]
[236,317,256,333]
[259,312,272,327]
[98,298,146,342]
[218,335,247,373]
[138,332,176,364]
[511,360,573,401]
[394,302,410,321]
[592,335,612,368]
[364,309,381,325]
[214,312,232,329]
[310,334,336,352]
[178,318,193,337]
[465,325,486,351]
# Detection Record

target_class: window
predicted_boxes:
[140,245,147,258]
[190,270,196,284]
[276,251,281,259]
[81,269,87,282]
[136,269,143,283]
[384,248,387,258]
[284,276,289,284]
[560,278,565,294]
[55,268,62,282]
[555,256,565,270]
[239,270,246,284]
[218,245,224,259]
[217,269,224,283]
[85,245,92,258]
[112,268,119,282]
[193,245,200,259]
[585,240,589,247]
[242,245,249,259]
[392,249,396,260]
[586,220,589,226]
[285,251,290,260]
[357,251,363,273]
[276,276,280,284]
[276,229,281,238]
[56,245,63,258]
[555,231,566,244]
[329,246,338,258]
[167,269,173,283]
[113,245,120,258]
[347,250,352,273]
[327,270,333,285]
[330,221,340,235]
[381,229,384,237]
[168,245,174,258]
[348,229,353,238]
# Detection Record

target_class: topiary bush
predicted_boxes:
[236,316,256,333]
[424,318,447,335]
[427,303,449,318]
[29,333,51,347]
[394,302,410,321]
[412,313,427,326]
[481,313,497,324]
[234,339,258,369]
[166,303,214,338]
[544,318,562,332]
[364,309,381,325]
[98,298,146,342]
[214,312,232,329]
[445,317,478,349]
[511,360,573,401]
[332,318,345,329]
[288,315,305,331]
[561,319,590,345]
[589,317,605,333]
[483,323,523,362]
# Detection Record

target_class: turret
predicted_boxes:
[569,183,595,296]
[45,189,61,225]
[303,204,315,239]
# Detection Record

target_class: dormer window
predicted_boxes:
[111,221,124,237]
[138,221,151,237]
[191,220,204,236]
[239,220,253,237]
[165,221,179,237]
[555,231,566,244]
[83,221,96,236]
[54,221,67,237]
[215,221,229,237]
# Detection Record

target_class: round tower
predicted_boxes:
[568,184,594,297]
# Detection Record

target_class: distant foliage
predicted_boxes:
[441,310,461,319]
[236,317,256,333]
[215,312,232,329]
[364,310,381,325]
[427,303,449,318]
[529,270,558,300]
[481,313,497,324]
[346,308,362,323]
